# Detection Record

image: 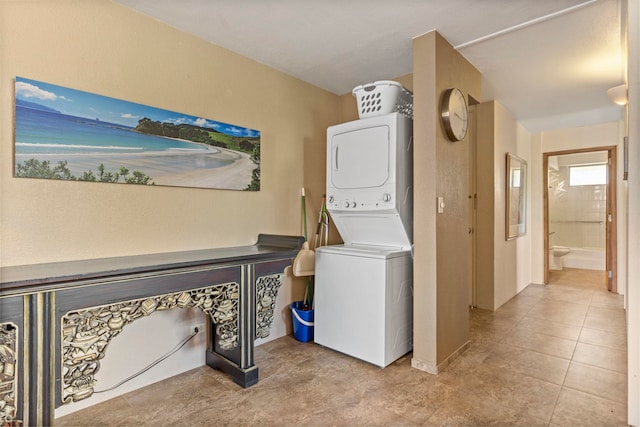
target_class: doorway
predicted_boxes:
[543,146,617,292]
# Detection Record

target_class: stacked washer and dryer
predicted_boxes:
[315,81,413,368]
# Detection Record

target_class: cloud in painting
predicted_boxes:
[165,117,188,125]
[16,81,68,102]
[121,113,140,119]
[224,126,259,137]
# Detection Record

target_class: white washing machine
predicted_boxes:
[315,244,413,367]
[315,112,413,367]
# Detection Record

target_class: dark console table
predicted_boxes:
[0,234,304,426]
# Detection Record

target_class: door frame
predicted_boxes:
[468,99,479,308]
[543,146,617,291]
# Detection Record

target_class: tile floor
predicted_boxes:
[57,268,627,426]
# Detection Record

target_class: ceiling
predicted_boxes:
[113,0,626,132]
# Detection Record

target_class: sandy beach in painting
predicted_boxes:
[15,145,256,190]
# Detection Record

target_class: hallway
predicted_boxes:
[57,269,627,426]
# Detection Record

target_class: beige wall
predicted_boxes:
[626,0,640,422]
[0,0,338,415]
[412,32,439,371]
[0,0,338,267]
[412,31,481,372]
[529,132,545,284]
[626,0,640,421]
[516,122,533,293]
[540,122,623,152]
[476,101,530,311]
[475,102,497,309]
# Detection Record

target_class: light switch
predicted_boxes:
[437,196,445,213]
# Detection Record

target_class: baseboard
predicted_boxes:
[411,357,438,374]
[411,340,470,375]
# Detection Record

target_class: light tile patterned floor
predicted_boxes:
[57,268,627,426]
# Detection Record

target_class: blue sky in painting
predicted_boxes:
[14,77,260,138]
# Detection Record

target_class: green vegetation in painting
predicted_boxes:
[134,118,260,154]
[246,142,260,191]
[15,159,154,185]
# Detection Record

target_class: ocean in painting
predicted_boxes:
[15,106,210,155]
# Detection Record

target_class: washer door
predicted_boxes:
[329,125,390,189]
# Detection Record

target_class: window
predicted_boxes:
[511,169,521,188]
[569,164,607,186]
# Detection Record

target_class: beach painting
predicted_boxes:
[14,77,261,191]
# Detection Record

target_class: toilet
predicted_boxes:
[549,246,571,270]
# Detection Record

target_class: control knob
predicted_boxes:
[383,193,391,202]
[344,201,350,208]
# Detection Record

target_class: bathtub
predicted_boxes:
[562,247,605,270]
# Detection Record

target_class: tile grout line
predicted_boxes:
[547,284,592,425]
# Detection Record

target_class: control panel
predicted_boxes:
[327,191,395,211]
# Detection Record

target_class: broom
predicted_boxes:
[291,188,314,308]
[302,189,313,308]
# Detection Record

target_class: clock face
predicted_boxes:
[441,88,468,141]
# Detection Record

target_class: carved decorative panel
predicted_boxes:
[0,323,18,425]
[255,274,283,339]
[61,282,238,404]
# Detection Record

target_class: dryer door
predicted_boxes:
[330,125,390,189]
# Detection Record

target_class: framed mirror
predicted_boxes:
[506,153,527,240]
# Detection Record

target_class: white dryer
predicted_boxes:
[315,112,413,367]
[324,112,413,248]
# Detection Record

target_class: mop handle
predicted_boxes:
[301,188,308,240]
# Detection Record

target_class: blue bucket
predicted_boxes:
[290,301,314,342]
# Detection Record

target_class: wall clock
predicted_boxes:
[440,88,468,142]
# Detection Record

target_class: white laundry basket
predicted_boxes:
[352,80,413,119]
